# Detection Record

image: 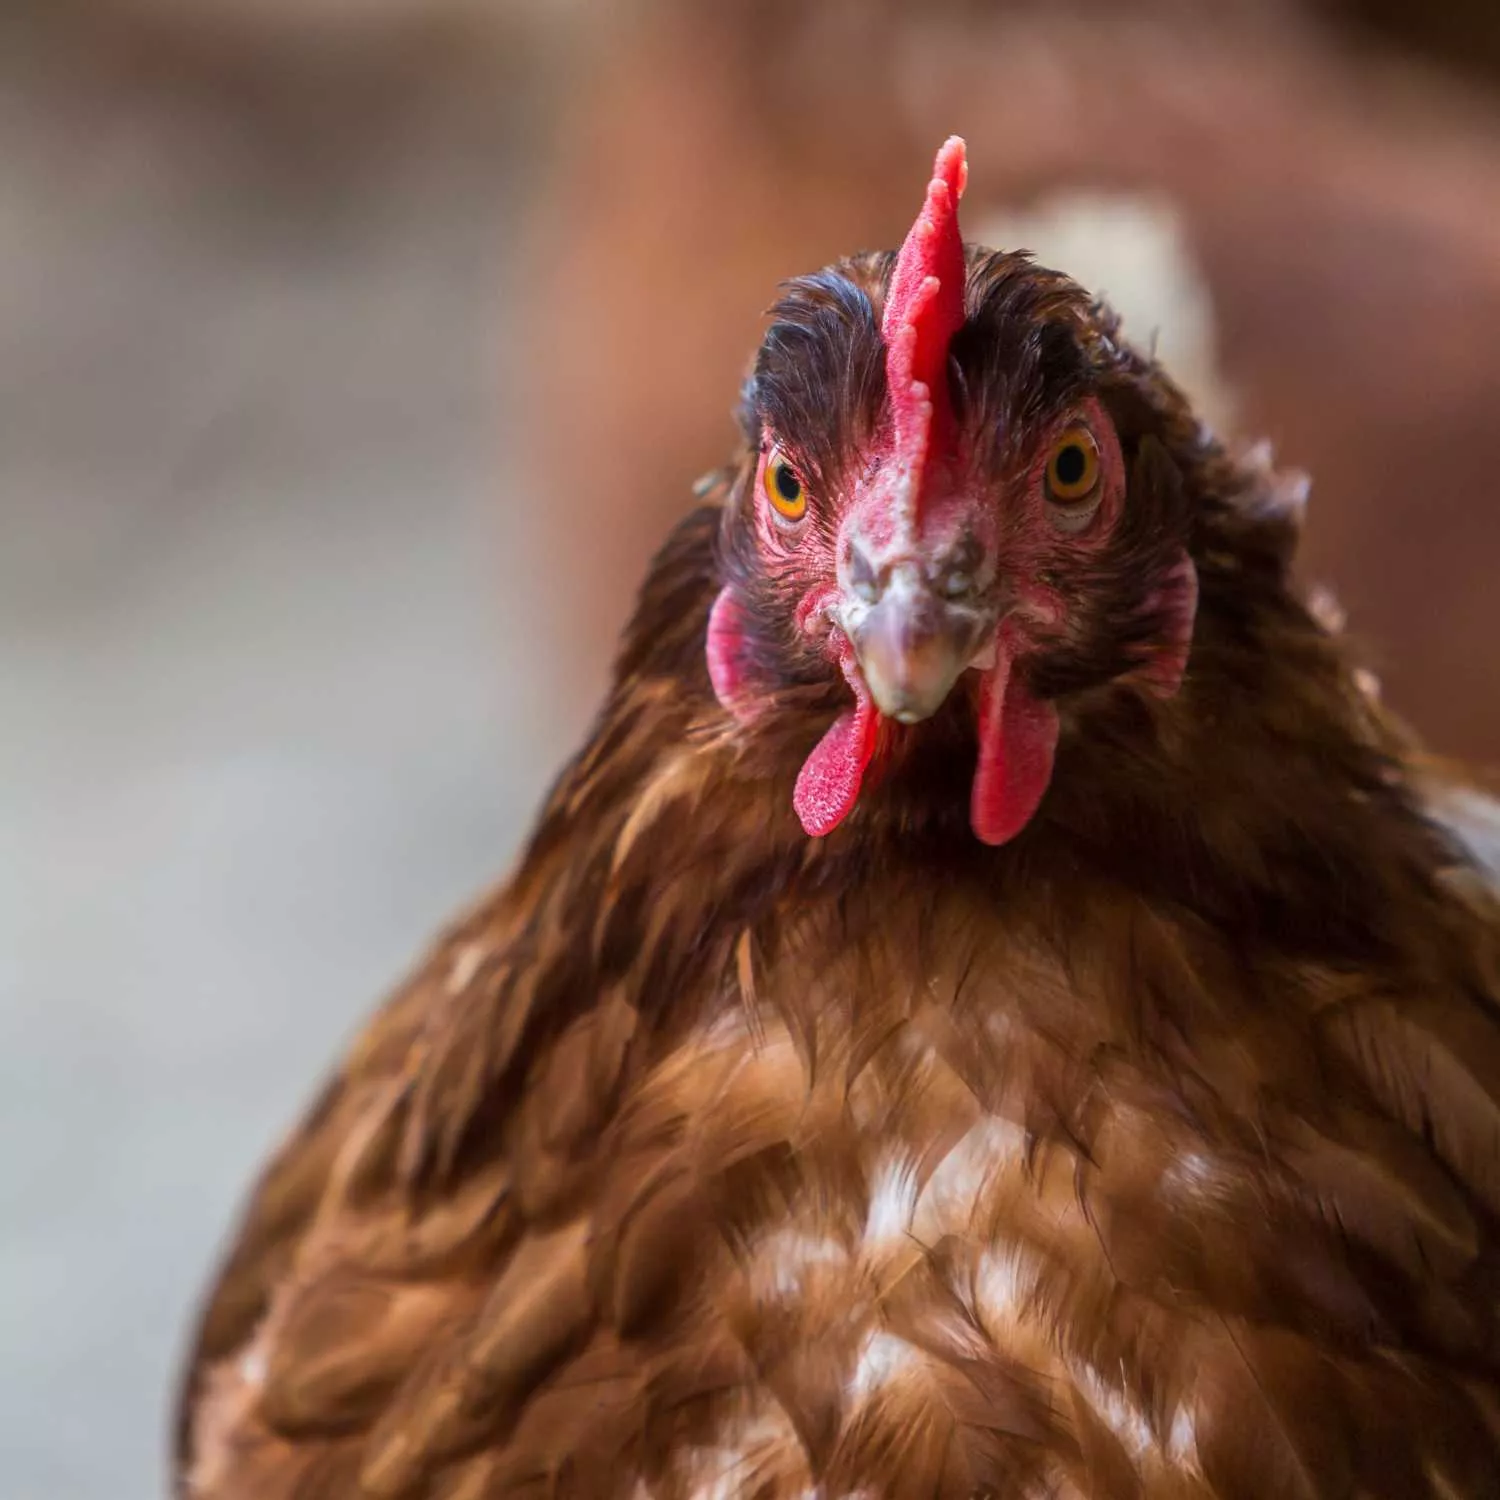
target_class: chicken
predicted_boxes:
[176,138,1500,1498]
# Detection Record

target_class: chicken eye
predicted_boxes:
[764,449,807,523]
[1044,426,1101,507]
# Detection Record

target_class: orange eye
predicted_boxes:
[763,449,807,522]
[1044,426,1101,506]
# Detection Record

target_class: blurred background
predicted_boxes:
[2,2,1498,1494]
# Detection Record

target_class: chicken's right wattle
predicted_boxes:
[178,138,1500,1499]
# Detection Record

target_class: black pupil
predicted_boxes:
[774,463,801,502]
[1053,443,1088,488]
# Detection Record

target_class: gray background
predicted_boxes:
[0,25,584,1496]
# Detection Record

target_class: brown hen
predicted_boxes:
[177,139,1500,1499]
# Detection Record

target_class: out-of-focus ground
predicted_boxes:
[2,4,1499,1496]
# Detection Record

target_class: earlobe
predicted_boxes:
[706,586,756,722]
[1137,549,1198,699]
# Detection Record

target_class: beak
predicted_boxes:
[847,563,991,724]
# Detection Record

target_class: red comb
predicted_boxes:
[881,136,968,519]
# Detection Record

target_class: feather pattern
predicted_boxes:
[177,245,1500,1497]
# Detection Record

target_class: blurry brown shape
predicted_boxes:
[518,1,1500,763]
[1321,0,1500,82]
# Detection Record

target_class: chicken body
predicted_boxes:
[178,154,1500,1498]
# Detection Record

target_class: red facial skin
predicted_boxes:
[739,396,1162,845]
